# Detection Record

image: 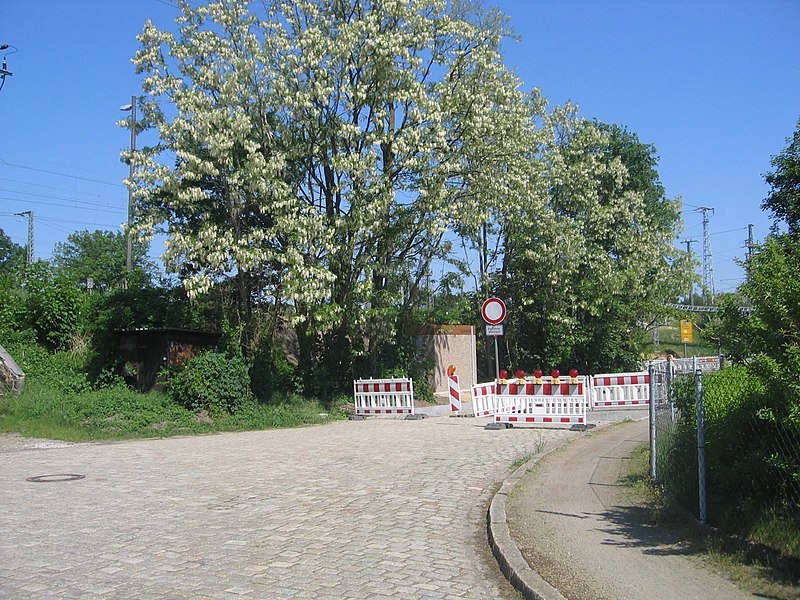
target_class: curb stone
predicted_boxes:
[487,444,568,600]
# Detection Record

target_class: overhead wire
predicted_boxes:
[0,176,125,204]
[0,195,126,215]
[0,158,125,188]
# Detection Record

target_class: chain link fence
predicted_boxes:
[649,358,800,559]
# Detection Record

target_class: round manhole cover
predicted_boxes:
[26,474,85,483]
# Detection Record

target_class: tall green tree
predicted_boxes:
[499,118,689,373]
[763,117,800,233]
[52,229,154,290]
[720,118,800,375]
[0,228,25,274]
[130,0,539,384]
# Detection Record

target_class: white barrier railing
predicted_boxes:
[471,382,498,417]
[353,378,414,416]
[590,372,650,409]
[494,376,589,427]
[471,361,723,421]
[670,356,723,375]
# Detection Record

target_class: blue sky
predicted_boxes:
[1,0,798,294]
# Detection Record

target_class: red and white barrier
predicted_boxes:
[448,374,461,413]
[353,378,414,416]
[471,382,499,417]
[494,376,589,427]
[590,372,650,409]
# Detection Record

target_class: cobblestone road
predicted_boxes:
[0,415,580,599]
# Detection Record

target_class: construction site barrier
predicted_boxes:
[590,372,650,409]
[353,378,415,416]
[494,376,588,427]
[471,382,499,417]
[670,356,723,375]
[448,374,462,413]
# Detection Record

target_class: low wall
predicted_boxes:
[0,344,25,394]
[417,325,477,400]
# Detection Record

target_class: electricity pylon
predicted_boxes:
[698,207,714,300]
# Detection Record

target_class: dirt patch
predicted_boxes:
[0,432,75,453]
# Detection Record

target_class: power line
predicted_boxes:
[0,159,125,188]
[37,215,122,229]
[0,195,126,215]
[711,226,748,236]
[0,176,124,203]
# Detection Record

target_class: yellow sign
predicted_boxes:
[680,320,693,344]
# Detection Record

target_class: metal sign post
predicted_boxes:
[680,319,693,358]
[481,298,507,379]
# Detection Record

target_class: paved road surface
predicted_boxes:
[506,418,759,600]
[1,415,577,599]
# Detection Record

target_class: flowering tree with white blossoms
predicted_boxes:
[130,0,540,380]
[499,117,690,373]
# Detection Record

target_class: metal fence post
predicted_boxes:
[666,355,674,422]
[649,361,657,480]
[695,358,707,525]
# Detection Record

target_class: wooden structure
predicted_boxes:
[117,328,220,392]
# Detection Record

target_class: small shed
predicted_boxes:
[116,328,221,392]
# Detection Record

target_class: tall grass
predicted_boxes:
[0,342,345,441]
[659,365,800,559]
[1,380,342,441]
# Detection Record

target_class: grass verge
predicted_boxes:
[623,445,800,600]
[0,380,346,442]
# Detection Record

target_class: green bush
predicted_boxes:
[662,365,800,557]
[166,350,251,416]
[249,347,298,401]
[15,262,85,350]
[6,340,91,395]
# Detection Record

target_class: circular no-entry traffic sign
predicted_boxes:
[481,297,506,325]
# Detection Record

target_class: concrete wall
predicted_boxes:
[0,344,25,394]
[417,325,477,401]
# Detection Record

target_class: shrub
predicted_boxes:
[663,364,800,556]
[5,340,91,395]
[166,351,251,416]
[17,262,85,350]
[249,347,297,402]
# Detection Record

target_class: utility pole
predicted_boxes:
[681,238,698,306]
[14,211,33,264]
[120,95,137,291]
[745,224,755,277]
[0,44,17,93]
[698,207,715,301]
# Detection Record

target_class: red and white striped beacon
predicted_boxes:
[447,364,461,414]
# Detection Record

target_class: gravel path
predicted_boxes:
[506,418,759,600]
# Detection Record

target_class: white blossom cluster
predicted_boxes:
[127,0,687,347]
